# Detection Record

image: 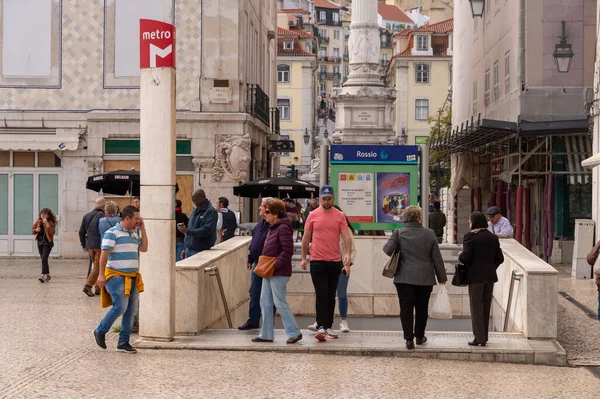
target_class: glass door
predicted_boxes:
[2,171,60,256]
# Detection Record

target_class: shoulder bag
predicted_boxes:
[451,263,468,286]
[254,255,276,278]
[382,230,400,279]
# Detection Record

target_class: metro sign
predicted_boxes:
[140,19,176,69]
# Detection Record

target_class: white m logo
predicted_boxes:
[149,44,173,67]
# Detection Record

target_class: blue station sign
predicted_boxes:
[330,145,419,164]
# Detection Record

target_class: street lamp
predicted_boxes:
[323,129,329,139]
[469,0,485,17]
[553,20,574,73]
[303,128,310,145]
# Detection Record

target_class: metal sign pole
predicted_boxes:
[420,145,429,229]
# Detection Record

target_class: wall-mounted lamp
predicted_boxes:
[469,0,485,18]
[553,20,574,73]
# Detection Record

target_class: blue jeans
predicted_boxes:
[259,276,301,340]
[184,247,199,259]
[337,272,349,318]
[96,276,139,346]
[176,242,185,262]
[248,263,262,326]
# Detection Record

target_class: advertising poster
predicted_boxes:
[376,172,411,223]
[337,172,374,222]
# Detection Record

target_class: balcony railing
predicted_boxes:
[381,60,389,68]
[343,54,349,62]
[319,72,342,80]
[318,55,342,63]
[246,84,270,127]
[318,35,329,43]
[270,107,280,135]
[317,19,342,27]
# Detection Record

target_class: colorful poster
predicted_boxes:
[376,172,411,223]
[337,172,374,223]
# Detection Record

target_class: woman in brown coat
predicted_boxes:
[32,208,57,283]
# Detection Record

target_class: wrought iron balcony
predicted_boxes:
[246,84,270,127]
[319,72,342,80]
[318,35,329,43]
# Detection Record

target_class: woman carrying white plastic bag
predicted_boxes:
[430,285,452,319]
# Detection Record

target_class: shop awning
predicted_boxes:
[429,118,518,154]
[564,135,592,184]
[0,129,80,151]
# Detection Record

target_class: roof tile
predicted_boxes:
[277,38,315,57]
[377,4,413,24]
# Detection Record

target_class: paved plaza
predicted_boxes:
[1,258,600,398]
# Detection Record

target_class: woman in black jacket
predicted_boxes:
[459,211,504,346]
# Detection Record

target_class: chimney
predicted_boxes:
[428,7,447,25]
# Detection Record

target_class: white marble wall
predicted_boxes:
[491,239,558,339]
[175,237,252,334]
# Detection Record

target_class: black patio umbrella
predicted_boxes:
[233,176,319,199]
[86,169,180,197]
[86,169,141,196]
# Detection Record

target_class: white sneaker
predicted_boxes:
[326,328,339,339]
[340,320,350,333]
[308,322,318,332]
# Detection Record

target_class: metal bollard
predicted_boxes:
[503,270,524,332]
[204,265,233,328]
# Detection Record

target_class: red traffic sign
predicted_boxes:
[139,19,176,69]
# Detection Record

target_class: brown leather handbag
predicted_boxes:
[254,255,276,278]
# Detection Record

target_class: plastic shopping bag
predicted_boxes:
[430,285,452,319]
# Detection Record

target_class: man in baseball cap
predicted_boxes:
[486,206,513,238]
[301,185,352,341]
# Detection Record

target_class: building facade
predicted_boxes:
[276,27,318,172]
[0,0,278,257]
[434,0,596,258]
[387,18,453,145]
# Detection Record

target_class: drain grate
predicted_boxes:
[559,291,598,320]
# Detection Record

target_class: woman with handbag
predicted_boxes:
[252,198,302,344]
[459,211,504,346]
[586,240,600,320]
[382,206,447,350]
[32,208,57,283]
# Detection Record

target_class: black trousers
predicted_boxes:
[38,242,53,275]
[310,261,343,329]
[468,282,494,343]
[395,283,433,340]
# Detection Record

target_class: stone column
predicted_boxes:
[345,0,383,87]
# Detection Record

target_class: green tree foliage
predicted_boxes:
[428,105,452,193]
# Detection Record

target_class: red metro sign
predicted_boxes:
[139,19,176,69]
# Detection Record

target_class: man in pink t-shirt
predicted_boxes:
[301,185,352,340]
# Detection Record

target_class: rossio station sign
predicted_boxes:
[139,19,176,69]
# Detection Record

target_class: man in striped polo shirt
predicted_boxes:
[93,205,148,354]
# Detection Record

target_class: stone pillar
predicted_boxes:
[345,0,383,87]
[138,19,177,341]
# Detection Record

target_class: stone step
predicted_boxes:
[135,330,567,366]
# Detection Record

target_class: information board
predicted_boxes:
[337,172,374,222]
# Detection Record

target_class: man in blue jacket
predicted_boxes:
[238,197,271,330]
[178,189,218,259]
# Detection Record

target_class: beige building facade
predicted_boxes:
[0,0,279,257]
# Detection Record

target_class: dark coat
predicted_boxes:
[459,230,504,284]
[248,220,270,265]
[261,218,293,277]
[78,208,105,249]
[383,222,447,286]
[184,202,218,252]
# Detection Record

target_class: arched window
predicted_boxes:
[277,64,290,83]
[415,64,429,84]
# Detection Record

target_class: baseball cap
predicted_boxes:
[320,185,335,198]
[486,206,500,216]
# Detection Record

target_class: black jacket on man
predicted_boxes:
[458,230,504,284]
[78,209,105,249]
[220,207,237,241]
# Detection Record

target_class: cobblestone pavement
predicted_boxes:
[1,258,600,398]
